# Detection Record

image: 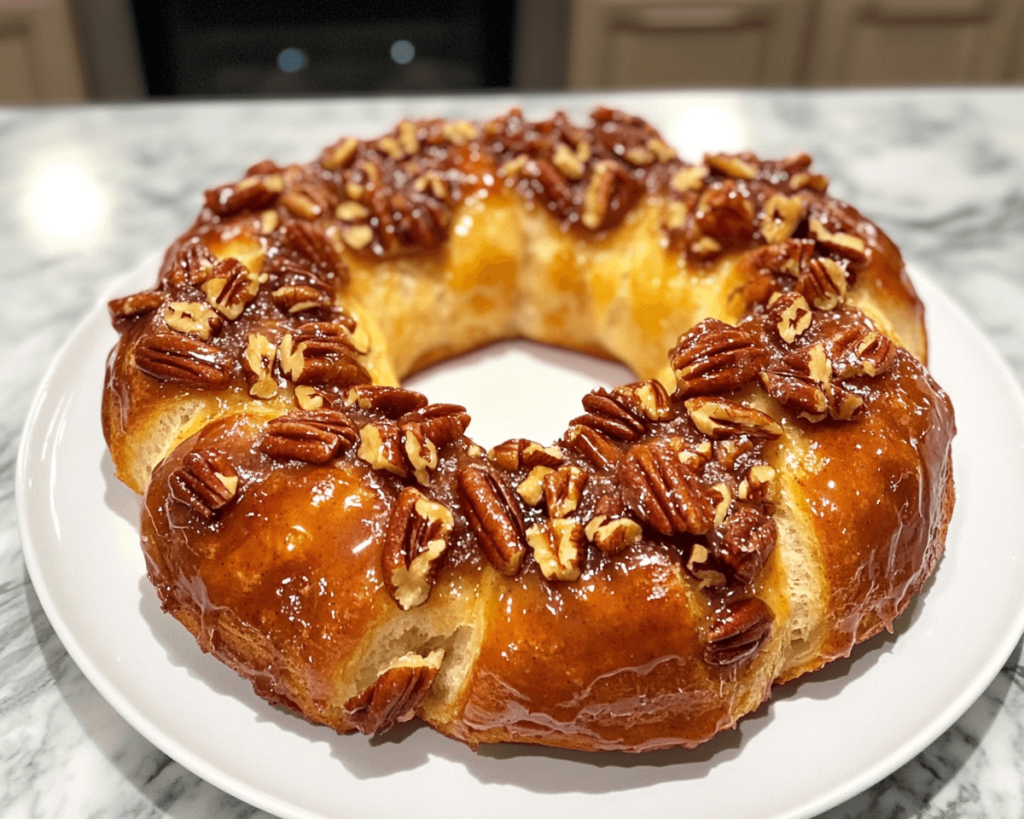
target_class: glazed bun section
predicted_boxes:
[103,107,955,752]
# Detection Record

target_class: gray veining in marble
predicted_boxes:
[2,89,1023,819]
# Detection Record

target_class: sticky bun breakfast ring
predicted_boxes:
[102,107,955,753]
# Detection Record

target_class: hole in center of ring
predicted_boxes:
[402,339,635,450]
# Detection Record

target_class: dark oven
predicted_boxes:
[130,1,517,96]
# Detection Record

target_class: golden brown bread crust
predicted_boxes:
[106,107,955,753]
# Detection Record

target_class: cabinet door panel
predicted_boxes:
[570,0,813,88]
[808,0,1024,84]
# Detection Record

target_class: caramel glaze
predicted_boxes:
[783,346,955,670]
[110,108,957,752]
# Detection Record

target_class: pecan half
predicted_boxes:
[398,404,470,450]
[563,424,623,469]
[618,442,716,536]
[344,385,428,418]
[134,333,231,389]
[457,465,527,576]
[382,487,454,610]
[671,319,768,397]
[168,450,238,520]
[343,649,444,734]
[684,397,784,439]
[258,410,357,464]
[572,388,647,441]
[703,597,774,667]
[398,404,470,486]
[279,220,341,276]
[279,325,370,388]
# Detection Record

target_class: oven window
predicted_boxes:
[131,1,516,96]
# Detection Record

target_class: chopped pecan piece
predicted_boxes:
[584,506,643,556]
[488,439,564,472]
[705,152,759,180]
[543,465,589,518]
[671,319,769,397]
[526,518,584,582]
[760,193,805,244]
[357,422,409,477]
[610,380,673,422]
[829,327,896,379]
[343,649,444,734]
[743,238,816,279]
[204,173,282,216]
[713,507,778,586]
[134,332,231,389]
[243,333,278,399]
[766,291,812,344]
[382,487,454,610]
[163,301,220,340]
[809,218,868,264]
[200,258,262,320]
[618,442,716,536]
[109,290,163,323]
[693,179,756,250]
[271,284,332,314]
[796,257,848,310]
[761,371,827,419]
[258,410,358,464]
[168,450,238,520]
[703,597,774,667]
[685,397,784,440]
[457,465,527,576]
[516,465,555,507]
[580,159,633,231]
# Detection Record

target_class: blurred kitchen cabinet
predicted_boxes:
[806,0,1024,84]
[0,0,86,102]
[569,0,815,87]
[568,0,1024,87]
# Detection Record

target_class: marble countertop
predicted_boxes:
[2,89,1023,819]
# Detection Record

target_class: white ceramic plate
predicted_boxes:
[18,255,1024,819]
